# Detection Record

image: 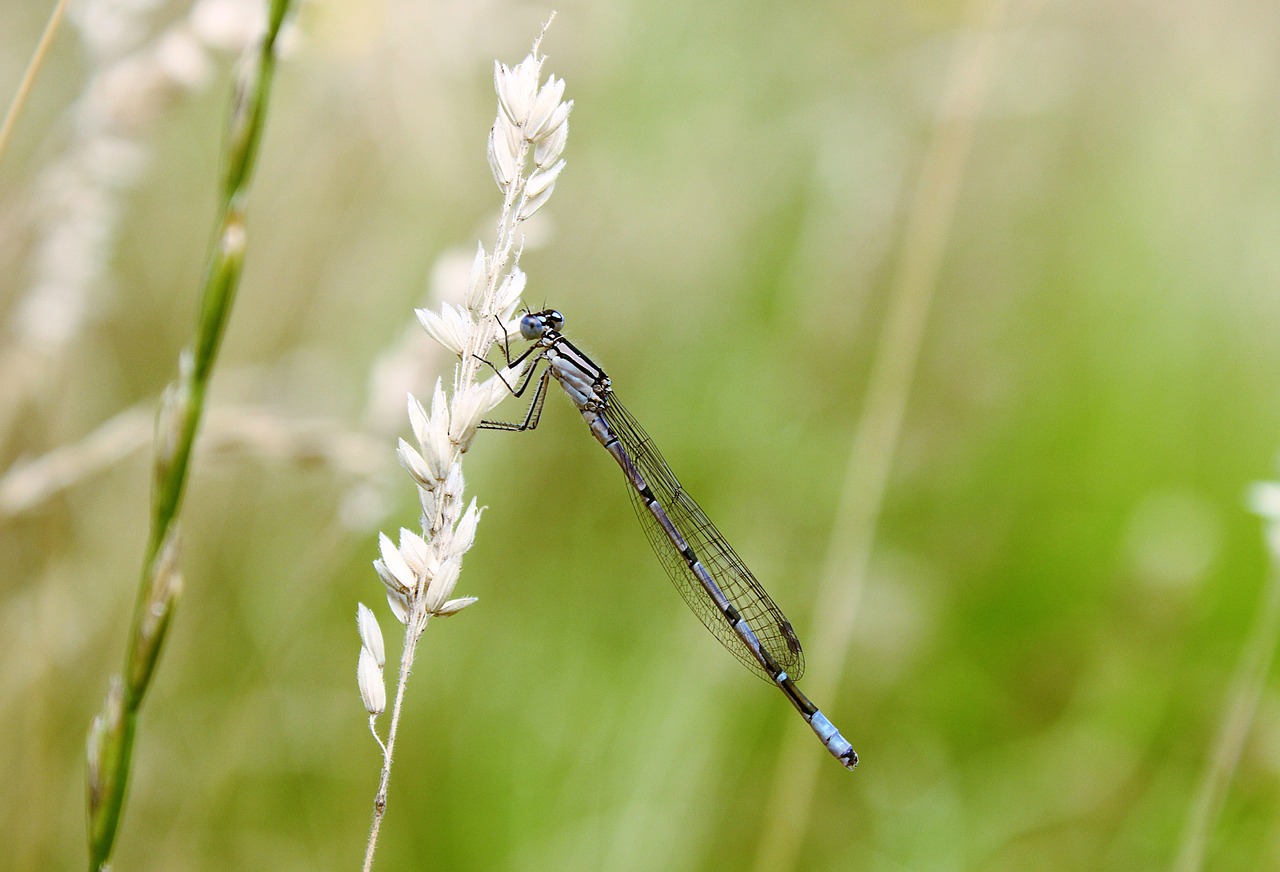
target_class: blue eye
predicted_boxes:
[519,314,544,340]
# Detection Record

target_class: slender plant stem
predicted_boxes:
[0,0,70,169]
[751,1,1013,868]
[1172,565,1280,872]
[363,617,426,872]
[84,3,293,869]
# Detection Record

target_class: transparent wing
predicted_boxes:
[602,393,805,681]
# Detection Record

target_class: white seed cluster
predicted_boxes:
[487,52,572,218]
[359,36,571,718]
[374,386,485,626]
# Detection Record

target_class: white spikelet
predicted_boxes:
[526,75,566,140]
[435,596,479,616]
[407,394,431,447]
[463,243,489,310]
[376,532,417,594]
[397,439,434,490]
[357,647,386,715]
[416,306,466,355]
[453,500,482,555]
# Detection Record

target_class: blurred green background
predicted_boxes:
[3,0,1280,869]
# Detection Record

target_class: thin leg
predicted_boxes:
[480,368,552,432]
[491,315,514,366]
[474,342,545,398]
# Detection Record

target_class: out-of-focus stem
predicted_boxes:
[752,1,1011,868]
[85,3,293,869]
[0,0,70,167]
[1173,564,1280,872]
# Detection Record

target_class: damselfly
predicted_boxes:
[481,309,857,770]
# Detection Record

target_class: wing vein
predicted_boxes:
[601,393,805,681]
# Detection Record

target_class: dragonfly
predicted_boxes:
[480,309,857,770]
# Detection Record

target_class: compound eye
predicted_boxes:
[546,310,565,330]
[519,313,545,340]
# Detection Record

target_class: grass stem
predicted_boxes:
[84,3,294,868]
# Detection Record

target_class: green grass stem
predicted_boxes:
[84,3,294,869]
